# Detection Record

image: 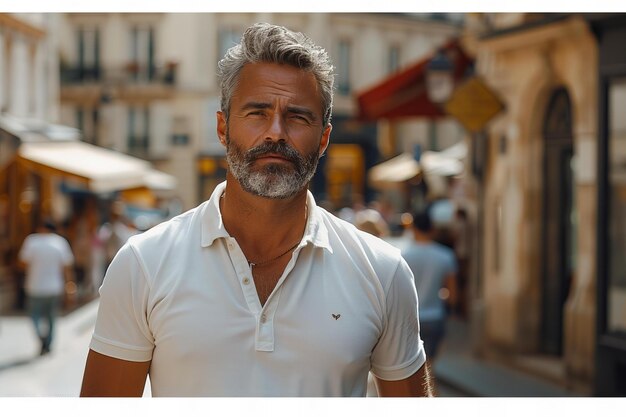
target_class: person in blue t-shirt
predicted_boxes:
[402,211,458,360]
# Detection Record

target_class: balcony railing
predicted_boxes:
[60,62,178,86]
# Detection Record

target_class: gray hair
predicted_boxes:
[217,23,335,127]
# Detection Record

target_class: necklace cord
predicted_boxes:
[220,191,308,269]
[249,202,308,269]
[248,241,300,268]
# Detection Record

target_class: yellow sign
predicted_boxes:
[444,76,504,133]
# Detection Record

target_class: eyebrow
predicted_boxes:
[240,102,273,112]
[239,101,318,122]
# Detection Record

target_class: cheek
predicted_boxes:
[230,119,266,138]
[228,118,267,136]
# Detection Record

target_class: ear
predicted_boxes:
[217,111,227,147]
[319,123,332,156]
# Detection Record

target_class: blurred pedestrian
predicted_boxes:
[452,206,471,317]
[427,197,455,249]
[98,202,138,272]
[72,215,93,300]
[81,23,430,397]
[402,211,457,360]
[355,203,390,238]
[18,220,74,355]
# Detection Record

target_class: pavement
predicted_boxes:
[433,317,582,397]
[0,299,100,396]
[0,297,581,397]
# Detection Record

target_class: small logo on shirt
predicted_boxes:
[332,313,341,320]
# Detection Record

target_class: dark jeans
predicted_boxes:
[27,295,61,352]
[420,318,446,360]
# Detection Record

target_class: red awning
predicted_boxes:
[356,38,473,121]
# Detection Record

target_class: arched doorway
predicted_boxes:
[541,88,576,355]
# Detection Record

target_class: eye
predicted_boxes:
[289,114,311,124]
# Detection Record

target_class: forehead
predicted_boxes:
[231,62,323,113]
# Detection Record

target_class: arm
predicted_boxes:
[63,265,77,305]
[374,362,434,397]
[444,272,458,309]
[80,350,151,397]
[17,238,30,271]
[64,265,74,284]
[17,259,27,271]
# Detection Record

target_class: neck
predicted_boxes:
[413,230,432,243]
[220,176,309,256]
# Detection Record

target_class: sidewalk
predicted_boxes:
[0,299,99,396]
[1,297,582,397]
[433,317,582,397]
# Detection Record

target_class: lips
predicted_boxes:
[253,153,295,163]
[245,142,300,165]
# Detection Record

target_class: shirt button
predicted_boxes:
[260,314,267,323]
[242,277,250,285]
[228,243,233,250]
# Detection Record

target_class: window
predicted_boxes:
[171,116,190,146]
[388,45,401,74]
[608,77,626,335]
[76,107,99,145]
[128,106,150,156]
[77,27,100,81]
[337,40,351,95]
[129,26,155,82]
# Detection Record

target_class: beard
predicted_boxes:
[225,135,321,199]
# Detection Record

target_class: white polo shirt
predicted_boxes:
[90,181,425,397]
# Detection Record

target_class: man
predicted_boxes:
[18,220,74,355]
[81,23,430,397]
[402,211,458,360]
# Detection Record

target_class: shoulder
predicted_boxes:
[317,208,403,272]
[128,202,205,254]
[109,204,206,284]
[433,242,455,257]
[52,233,71,245]
[429,242,457,267]
[22,234,35,245]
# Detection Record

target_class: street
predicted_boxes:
[1,299,467,397]
[0,300,99,396]
[0,298,574,397]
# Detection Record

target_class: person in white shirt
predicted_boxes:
[80,23,430,397]
[18,220,74,355]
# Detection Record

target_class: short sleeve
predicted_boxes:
[61,238,74,266]
[370,257,426,381]
[447,250,458,275]
[89,242,154,362]
[18,237,32,262]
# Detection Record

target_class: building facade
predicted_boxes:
[466,13,626,395]
[0,13,60,121]
[1,13,178,313]
[0,13,62,311]
[592,13,626,397]
[57,13,461,210]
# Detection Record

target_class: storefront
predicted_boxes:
[0,115,177,312]
[592,14,626,397]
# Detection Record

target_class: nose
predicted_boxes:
[265,112,287,143]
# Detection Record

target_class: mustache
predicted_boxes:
[244,142,301,163]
